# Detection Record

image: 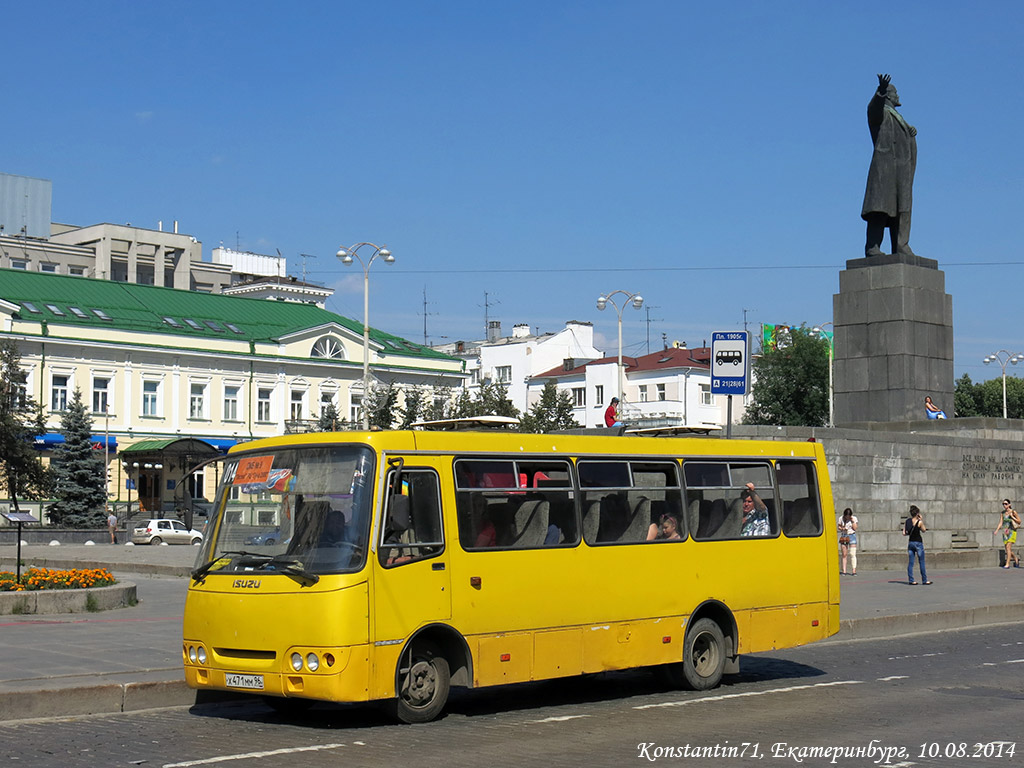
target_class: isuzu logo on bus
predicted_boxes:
[233,579,262,589]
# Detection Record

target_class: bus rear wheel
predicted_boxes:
[682,618,726,690]
[393,640,450,724]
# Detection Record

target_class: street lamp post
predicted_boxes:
[597,290,644,405]
[983,349,1023,419]
[811,323,835,427]
[337,242,395,430]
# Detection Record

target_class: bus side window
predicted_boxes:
[380,469,444,567]
[777,461,823,537]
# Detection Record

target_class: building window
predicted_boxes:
[69,265,86,276]
[40,262,58,273]
[350,395,363,423]
[143,381,159,416]
[92,377,110,414]
[311,336,344,359]
[189,383,206,419]
[257,388,273,422]
[188,468,205,501]
[11,260,28,270]
[657,383,666,401]
[51,375,69,411]
[290,390,304,420]
[572,387,586,407]
[638,384,648,403]
[223,386,239,421]
[496,365,512,383]
[701,383,713,406]
[595,385,604,405]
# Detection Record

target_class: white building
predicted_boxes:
[528,344,745,428]
[435,321,602,413]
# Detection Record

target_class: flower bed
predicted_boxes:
[0,567,117,592]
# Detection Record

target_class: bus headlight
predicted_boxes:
[291,652,303,671]
[306,653,320,672]
[197,646,207,665]
[188,646,197,663]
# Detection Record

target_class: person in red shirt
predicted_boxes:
[604,397,622,427]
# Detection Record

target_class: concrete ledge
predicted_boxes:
[0,582,136,615]
[0,556,190,578]
[838,602,1024,640]
[0,679,195,721]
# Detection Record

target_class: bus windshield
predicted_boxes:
[198,445,375,576]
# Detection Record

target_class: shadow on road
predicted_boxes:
[187,656,826,728]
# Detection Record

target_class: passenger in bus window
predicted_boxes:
[647,511,682,541]
[740,483,770,536]
[474,499,499,548]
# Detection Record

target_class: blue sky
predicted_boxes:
[4,1,1022,386]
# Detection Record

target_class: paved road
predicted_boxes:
[1,623,1021,767]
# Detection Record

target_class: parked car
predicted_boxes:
[244,527,282,546]
[132,519,204,546]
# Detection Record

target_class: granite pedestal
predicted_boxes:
[833,254,954,424]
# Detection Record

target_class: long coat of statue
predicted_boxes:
[861,84,916,220]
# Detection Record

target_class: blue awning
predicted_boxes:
[198,438,238,454]
[33,433,118,451]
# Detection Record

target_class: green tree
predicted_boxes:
[520,380,580,433]
[954,373,980,417]
[424,387,451,421]
[397,387,425,429]
[316,402,343,431]
[0,341,50,511]
[364,381,399,430]
[477,381,520,419]
[743,326,829,427]
[47,388,107,527]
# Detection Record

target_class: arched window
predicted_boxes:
[312,336,344,359]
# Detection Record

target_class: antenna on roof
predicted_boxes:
[481,291,500,339]
[299,252,316,284]
[644,304,662,355]
[420,285,438,345]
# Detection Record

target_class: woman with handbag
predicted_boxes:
[994,499,1021,569]
[837,507,858,575]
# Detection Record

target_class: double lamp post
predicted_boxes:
[337,242,394,430]
[597,290,643,406]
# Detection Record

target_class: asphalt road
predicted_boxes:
[2,623,1021,768]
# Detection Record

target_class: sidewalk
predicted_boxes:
[1,544,1023,721]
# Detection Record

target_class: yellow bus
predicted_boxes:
[183,426,839,722]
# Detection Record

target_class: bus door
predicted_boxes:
[372,461,451,645]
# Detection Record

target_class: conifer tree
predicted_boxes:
[520,380,580,433]
[316,402,343,431]
[0,341,50,511]
[398,387,425,428]
[47,388,107,527]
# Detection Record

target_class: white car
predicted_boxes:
[132,519,204,546]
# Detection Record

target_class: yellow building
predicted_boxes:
[0,268,465,518]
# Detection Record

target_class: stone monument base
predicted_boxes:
[833,253,953,424]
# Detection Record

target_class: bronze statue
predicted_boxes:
[862,74,917,257]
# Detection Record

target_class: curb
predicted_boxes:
[0,679,196,722]
[0,557,190,578]
[837,602,1024,640]
[0,582,137,616]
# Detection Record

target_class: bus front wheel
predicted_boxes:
[682,618,726,690]
[393,640,450,724]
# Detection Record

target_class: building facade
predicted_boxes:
[0,268,464,519]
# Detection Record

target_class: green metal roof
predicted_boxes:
[0,268,454,362]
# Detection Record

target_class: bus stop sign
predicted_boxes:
[711,331,749,395]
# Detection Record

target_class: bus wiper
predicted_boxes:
[267,556,320,586]
[191,550,267,583]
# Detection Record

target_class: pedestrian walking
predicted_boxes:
[994,499,1021,569]
[107,511,118,544]
[902,505,931,585]
[837,507,858,575]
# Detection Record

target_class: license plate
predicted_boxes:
[225,673,264,690]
